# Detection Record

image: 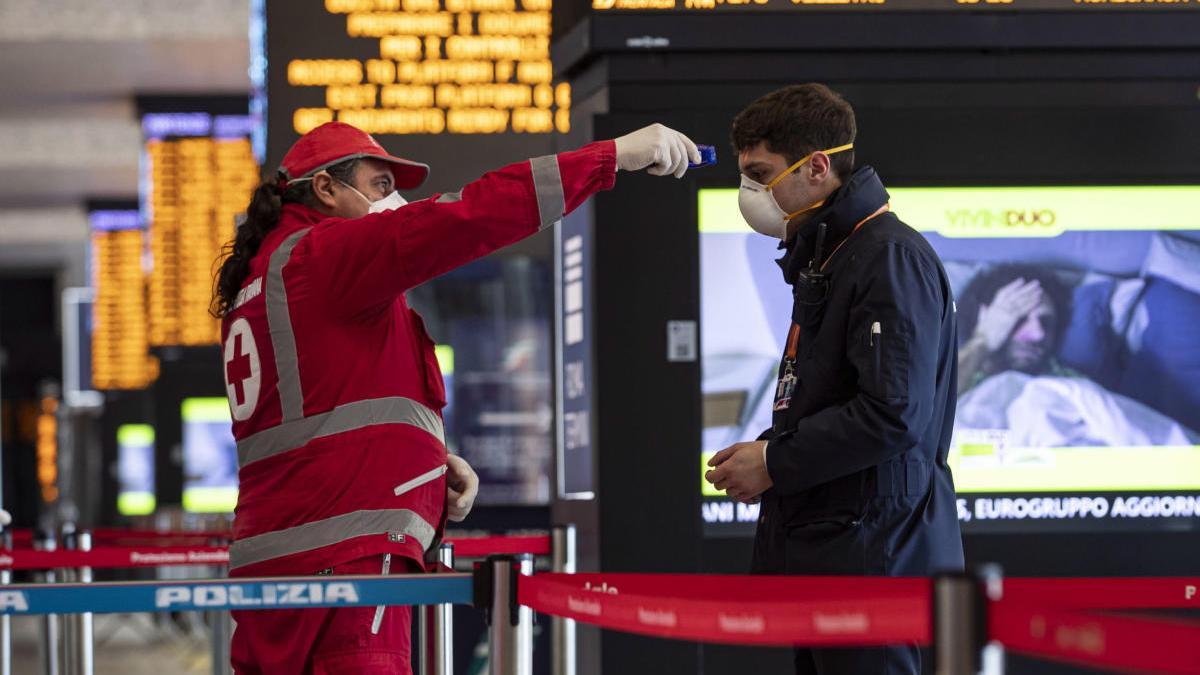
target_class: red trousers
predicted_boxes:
[231,554,419,674]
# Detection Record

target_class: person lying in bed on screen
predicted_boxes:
[956,264,1078,394]
[955,263,1198,447]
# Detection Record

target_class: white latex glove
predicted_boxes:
[613,123,701,179]
[445,454,478,523]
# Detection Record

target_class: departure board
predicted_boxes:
[591,0,1196,10]
[89,210,159,390]
[276,0,570,137]
[142,113,260,348]
[265,1,574,195]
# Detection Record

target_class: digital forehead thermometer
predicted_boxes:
[689,144,718,168]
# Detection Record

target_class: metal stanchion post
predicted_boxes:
[484,554,533,675]
[58,524,79,675]
[1,529,12,675]
[77,531,92,675]
[210,562,232,675]
[419,542,455,675]
[933,567,1004,675]
[35,530,60,675]
[550,525,576,675]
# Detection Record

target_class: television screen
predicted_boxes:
[116,424,155,516]
[181,397,238,513]
[699,185,1200,535]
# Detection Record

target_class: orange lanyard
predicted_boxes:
[819,203,890,272]
[783,203,890,360]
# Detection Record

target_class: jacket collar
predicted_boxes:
[267,202,326,244]
[777,166,889,284]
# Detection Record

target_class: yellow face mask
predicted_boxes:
[738,143,855,236]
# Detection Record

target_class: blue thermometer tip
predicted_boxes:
[689,144,717,168]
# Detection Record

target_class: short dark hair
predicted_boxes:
[957,264,1073,350]
[730,83,857,179]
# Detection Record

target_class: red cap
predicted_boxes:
[278,121,429,190]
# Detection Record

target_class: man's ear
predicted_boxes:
[310,172,339,210]
[807,152,833,184]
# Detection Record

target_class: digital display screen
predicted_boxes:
[141,112,259,348]
[593,0,1198,11]
[89,210,159,390]
[181,397,239,513]
[116,424,156,516]
[449,318,553,504]
[269,0,570,139]
[699,185,1200,535]
[263,0,578,196]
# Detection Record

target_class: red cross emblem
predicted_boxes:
[223,318,261,421]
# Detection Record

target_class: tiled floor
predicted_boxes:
[12,612,215,674]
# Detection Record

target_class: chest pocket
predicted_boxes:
[409,310,447,409]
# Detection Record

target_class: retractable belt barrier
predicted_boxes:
[992,577,1200,675]
[990,601,1200,675]
[1003,576,1200,609]
[2,526,1195,675]
[0,546,230,571]
[449,535,551,558]
[0,574,472,616]
[518,572,931,647]
[0,528,565,675]
[8,565,1196,674]
[0,533,552,571]
[9,528,228,547]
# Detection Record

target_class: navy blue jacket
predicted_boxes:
[752,167,965,577]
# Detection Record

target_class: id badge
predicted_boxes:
[773,359,797,411]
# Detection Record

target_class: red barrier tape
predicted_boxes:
[1004,577,1200,610]
[8,530,545,557]
[9,528,229,547]
[445,535,550,558]
[0,534,547,570]
[992,601,1200,675]
[0,546,229,571]
[518,573,931,647]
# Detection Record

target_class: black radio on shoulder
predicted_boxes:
[792,222,831,328]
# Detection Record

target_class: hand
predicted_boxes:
[445,454,478,523]
[974,278,1043,352]
[705,441,772,503]
[0,509,9,527]
[613,123,701,178]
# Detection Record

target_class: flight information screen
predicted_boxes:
[141,112,259,348]
[592,0,1196,11]
[267,0,571,140]
[89,210,159,390]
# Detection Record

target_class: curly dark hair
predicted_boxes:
[957,264,1073,350]
[210,158,360,318]
[730,83,857,179]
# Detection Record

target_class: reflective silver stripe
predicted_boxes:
[237,396,445,467]
[371,553,391,634]
[394,464,447,497]
[266,228,310,422]
[228,509,436,570]
[435,191,462,203]
[530,154,564,230]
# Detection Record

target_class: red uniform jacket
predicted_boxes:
[221,141,616,577]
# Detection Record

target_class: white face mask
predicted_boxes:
[738,173,791,239]
[737,143,854,239]
[367,190,407,214]
[341,180,408,214]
